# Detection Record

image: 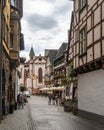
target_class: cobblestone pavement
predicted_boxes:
[29,96,104,130]
[0,103,34,130]
[0,96,104,130]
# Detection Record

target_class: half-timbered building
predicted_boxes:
[53,43,67,87]
[45,49,57,88]
[66,11,78,101]
[72,0,104,123]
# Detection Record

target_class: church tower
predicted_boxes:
[29,46,35,59]
[24,46,46,94]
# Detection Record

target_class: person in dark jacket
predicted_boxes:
[48,94,52,105]
[52,94,55,105]
[55,94,59,105]
[17,93,20,109]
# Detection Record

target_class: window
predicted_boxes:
[10,33,13,49]
[3,0,6,8]
[79,27,87,55]
[4,23,8,46]
[79,0,87,11]
[11,0,17,7]
[39,58,42,61]
[38,68,42,83]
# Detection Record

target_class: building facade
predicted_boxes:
[24,47,46,94]
[0,0,24,119]
[45,49,57,88]
[65,11,78,100]
[72,0,104,122]
[17,57,26,93]
[53,43,67,87]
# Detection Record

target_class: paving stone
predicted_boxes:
[0,96,104,130]
[0,104,33,130]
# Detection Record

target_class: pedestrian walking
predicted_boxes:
[17,93,21,109]
[52,94,55,105]
[55,94,58,105]
[48,94,52,105]
[19,93,24,109]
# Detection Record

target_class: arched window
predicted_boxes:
[38,68,42,83]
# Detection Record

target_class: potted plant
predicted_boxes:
[14,101,17,110]
[72,101,78,115]
[9,103,14,114]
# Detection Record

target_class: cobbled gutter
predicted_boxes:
[27,105,37,130]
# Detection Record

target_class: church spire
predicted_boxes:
[29,46,35,59]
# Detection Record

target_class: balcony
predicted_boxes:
[9,50,19,67]
[10,0,23,18]
[54,73,65,79]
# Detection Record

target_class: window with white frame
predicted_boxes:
[79,27,86,55]
[79,0,87,11]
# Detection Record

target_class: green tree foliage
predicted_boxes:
[68,61,78,84]
[68,61,73,78]
[61,77,69,86]
[20,86,25,92]
[61,62,73,86]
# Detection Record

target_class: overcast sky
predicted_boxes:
[20,0,73,60]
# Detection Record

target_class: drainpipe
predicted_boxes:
[0,0,3,120]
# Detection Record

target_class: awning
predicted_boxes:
[39,87,50,91]
[39,86,65,91]
[49,86,65,91]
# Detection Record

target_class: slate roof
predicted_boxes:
[55,43,68,60]
[48,50,57,64]
[29,47,35,57]
[45,49,57,64]
[45,49,51,56]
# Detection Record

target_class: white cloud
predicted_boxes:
[21,0,73,59]
[23,1,54,17]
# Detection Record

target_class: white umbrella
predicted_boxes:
[39,87,50,91]
[57,86,65,91]
[49,86,65,91]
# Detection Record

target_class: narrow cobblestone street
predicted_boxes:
[0,96,104,130]
[0,103,33,130]
[29,96,104,130]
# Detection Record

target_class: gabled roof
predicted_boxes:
[34,54,47,61]
[45,49,51,56]
[67,11,74,62]
[55,43,68,60]
[48,50,57,64]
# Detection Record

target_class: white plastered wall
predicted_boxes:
[78,69,104,116]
